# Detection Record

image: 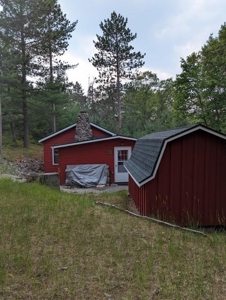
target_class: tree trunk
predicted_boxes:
[48,27,56,133]
[0,98,2,156]
[22,93,29,148]
[116,43,121,135]
[117,78,122,135]
[197,92,208,126]
[10,121,17,144]
[52,102,56,132]
[21,29,29,148]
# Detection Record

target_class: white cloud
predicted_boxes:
[76,35,97,57]
[63,51,98,93]
[140,66,172,80]
[155,0,220,40]
[174,41,202,59]
[62,35,98,93]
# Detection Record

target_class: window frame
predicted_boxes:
[52,148,59,165]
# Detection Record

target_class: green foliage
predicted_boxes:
[86,72,177,137]
[34,2,77,133]
[89,11,145,134]
[0,0,57,147]
[122,72,175,137]
[0,0,78,145]
[174,23,226,132]
[87,83,119,132]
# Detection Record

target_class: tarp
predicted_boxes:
[65,164,109,187]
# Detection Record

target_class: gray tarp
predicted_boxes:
[65,164,109,187]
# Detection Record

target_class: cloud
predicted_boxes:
[151,0,226,76]
[59,0,226,89]
[174,41,202,59]
[62,35,99,93]
[155,0,221,40]
[63,52,98,93]
[139,66,173,81]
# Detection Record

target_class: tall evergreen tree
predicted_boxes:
[89,11,145,134]
[36,3,77,132]
[0,0,77,146]
[0,0,55,147]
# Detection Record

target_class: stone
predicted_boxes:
[75,111,93,142]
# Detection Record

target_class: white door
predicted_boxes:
[114,147,131,182]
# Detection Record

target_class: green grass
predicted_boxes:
[1,136,43,162]
[0,179,226,299]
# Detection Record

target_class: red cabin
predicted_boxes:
[125,124,226,226]
[39,112,136,185]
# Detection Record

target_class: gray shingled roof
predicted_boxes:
[124,125,198,185]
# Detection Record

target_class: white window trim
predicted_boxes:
[52,147,59,165]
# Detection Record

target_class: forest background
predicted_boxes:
[1,0,226,151]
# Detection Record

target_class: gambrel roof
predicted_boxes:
[125,124,226,187]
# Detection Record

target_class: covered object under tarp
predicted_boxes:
[65,164,109,187]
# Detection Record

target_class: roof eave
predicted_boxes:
[38,122,117,143]
[52,135,137,149]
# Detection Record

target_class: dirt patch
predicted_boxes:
[0,156,44,177]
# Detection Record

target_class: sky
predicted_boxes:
[58,0,226,93]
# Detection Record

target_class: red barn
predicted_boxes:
[125,124,226,226]
[39,112,136,185]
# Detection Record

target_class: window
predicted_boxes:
[53,149,59,164]
[117,150,128,173]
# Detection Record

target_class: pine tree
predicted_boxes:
[0,0,55,147]
[0,0,77,146]
[89,11,145,134]
[35,3,77,132]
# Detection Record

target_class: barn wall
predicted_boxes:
[43,127,76,173]
[58,139,135,184]
[129,131,226,226]
[42,125,112,173]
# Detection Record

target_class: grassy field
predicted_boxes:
[0,179,226,299]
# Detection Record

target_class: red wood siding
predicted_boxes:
[43,127,76,173]
[129,131,226,226]
[91,127,112,137]
[58,139,135,184]
[42,125,112,173]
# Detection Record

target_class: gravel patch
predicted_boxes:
[0,158,19,175]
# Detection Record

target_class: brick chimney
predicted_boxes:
[75,111,93,142]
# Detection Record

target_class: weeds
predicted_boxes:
[1,137,43,162]
[0,179,226,299]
